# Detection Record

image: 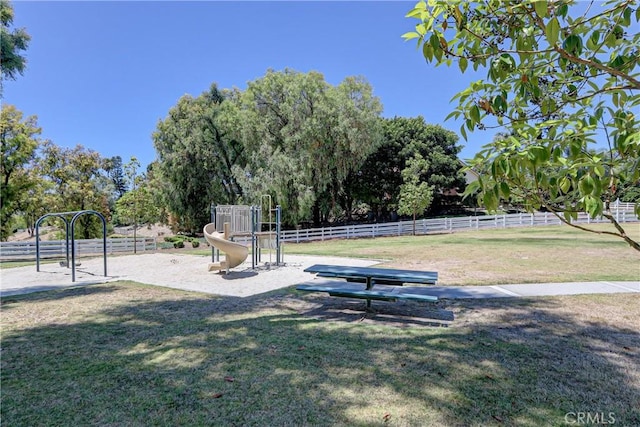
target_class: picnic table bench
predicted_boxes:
[297,264,439,309]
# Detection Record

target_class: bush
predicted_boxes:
[165,235,200,248]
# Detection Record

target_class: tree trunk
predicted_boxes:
[311,202,320,227]
[412,212,416,236]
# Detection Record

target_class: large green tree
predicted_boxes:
[231,69,383,227]
[0,0,30,93]
[0,104,41,240]
[153,84,244,233]
[39,142,109,239]
[404,0,640,250]
[346,116,465,220]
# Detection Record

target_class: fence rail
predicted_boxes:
[0,237,157,260]
[280,209,638,244]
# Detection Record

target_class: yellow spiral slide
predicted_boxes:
[203,223,249,272]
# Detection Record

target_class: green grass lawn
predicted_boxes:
[284,224,640,284]
[1,225,639,426]
[1,284,638,426]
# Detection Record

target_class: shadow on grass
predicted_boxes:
[1,284,639,426]
[0,284,122,308]
[300,296,455,328]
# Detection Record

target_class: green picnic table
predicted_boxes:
[298,264,439,309]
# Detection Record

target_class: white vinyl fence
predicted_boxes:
[0,237,157,260]
[1,203,636,257]
[281,209,638,244]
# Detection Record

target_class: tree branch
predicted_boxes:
[545,205,640,251]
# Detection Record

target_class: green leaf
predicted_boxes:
[492,94,507,113]
[546,17,560,46]
[586,30,600,51]
[534,1,547,18]
[482,190,498,211]
[429,33,440,51]
[500,182,510,199]
[563,210,573,223]
[622,7,632,26]
[459,124,468,141]
[405,7,424,19]
[584,195,601,218]
[433,44,443,61]
[444,110,460,121]
[469,105,480,123]
[579,174,595,195]
[422,42,434,61]
[459,56,468,73]
[402,32,420,41]
[594,165,605,178]
[563,34,583,55]
[557,3,568,18]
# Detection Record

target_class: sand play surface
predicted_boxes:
[0,253,379,298]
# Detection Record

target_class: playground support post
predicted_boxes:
[36,213,71,272]
[276,204,282,265]
[70,210,107,282]
[35,210,108,282]
[210,203,219,263]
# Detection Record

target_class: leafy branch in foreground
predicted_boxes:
[404,0,640,250]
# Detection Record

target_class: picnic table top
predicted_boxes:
[303,264,438,281]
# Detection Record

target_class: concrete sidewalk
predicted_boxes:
[397,280,640,299]
[297,278,639,300]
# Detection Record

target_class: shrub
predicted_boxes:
[191,240,200,248]
[173,240,185,249]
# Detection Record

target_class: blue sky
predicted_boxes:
[5,1,491,170]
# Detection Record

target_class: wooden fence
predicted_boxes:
[0,237,157,260]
